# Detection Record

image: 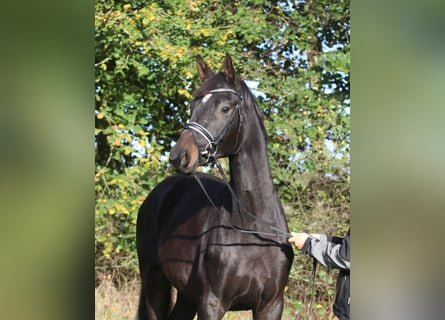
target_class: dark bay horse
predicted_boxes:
[136,53,294,319]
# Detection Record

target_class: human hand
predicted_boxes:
[288,232,309,250]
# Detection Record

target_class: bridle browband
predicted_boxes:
[185,88,243,164]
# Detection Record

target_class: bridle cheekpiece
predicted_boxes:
[185,88,243,164]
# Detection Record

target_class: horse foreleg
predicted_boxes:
[196,291,227,320]
[167,292,197,320]
[252,297,284,320]
[138,268,172,320]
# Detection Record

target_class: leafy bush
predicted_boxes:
[95,0,350,314]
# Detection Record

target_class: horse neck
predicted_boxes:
[228,118,286,227]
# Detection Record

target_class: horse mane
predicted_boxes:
[238,78,268,144]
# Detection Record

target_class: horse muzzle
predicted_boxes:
[169,130,200,174]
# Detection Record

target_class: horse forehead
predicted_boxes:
[192,92,230,109]
[199,88,240,103]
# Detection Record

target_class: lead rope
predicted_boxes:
[193,173,289,238]
[213,160,293,238]
[293,258,317,320]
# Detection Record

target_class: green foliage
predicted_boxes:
[95,0,350,310]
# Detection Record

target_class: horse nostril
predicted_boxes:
[169,148,190,172]
[179,150,190,168]
[169,150,181,169]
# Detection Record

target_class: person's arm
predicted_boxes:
[289,230,350,270]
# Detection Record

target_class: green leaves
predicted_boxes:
[95,1,350,294]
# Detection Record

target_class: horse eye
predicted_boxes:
[221,106,231,113]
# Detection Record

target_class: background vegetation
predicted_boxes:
[95,0,349,318]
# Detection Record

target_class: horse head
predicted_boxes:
[170,53,245,174]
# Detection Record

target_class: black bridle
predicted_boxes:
[185,88,243,164]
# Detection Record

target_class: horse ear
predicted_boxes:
[196,55,215,82]
[223,53,239,86]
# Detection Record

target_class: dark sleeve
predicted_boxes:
[302,229,350,270]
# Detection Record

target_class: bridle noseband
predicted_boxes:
[185,88,243,164]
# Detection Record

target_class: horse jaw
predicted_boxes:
[169,130,200,174]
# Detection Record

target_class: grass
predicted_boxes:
[95,277,254,320]
[95,274,335,320]
[95,275,139,320]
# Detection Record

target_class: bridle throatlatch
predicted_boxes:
[185,88,243,164]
